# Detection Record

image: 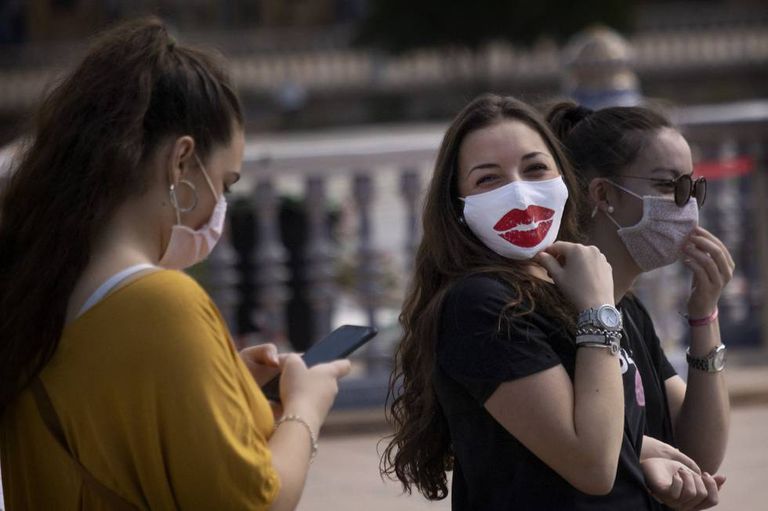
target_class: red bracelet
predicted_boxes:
[688,307,719,327]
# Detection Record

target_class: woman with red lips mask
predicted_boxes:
[547,102,731,511]
[382,94,676,510]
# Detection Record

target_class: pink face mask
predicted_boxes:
[158,155,227,270]
[605,181,699,272]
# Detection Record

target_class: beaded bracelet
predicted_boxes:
[574,325,623,341]
[275,414,318,460]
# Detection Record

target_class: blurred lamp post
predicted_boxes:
[562,25,641,110]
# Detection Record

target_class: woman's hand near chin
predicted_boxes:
[682,226,735,318]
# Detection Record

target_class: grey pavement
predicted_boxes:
[298,365,768,511]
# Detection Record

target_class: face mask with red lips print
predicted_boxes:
[461,176,569,260]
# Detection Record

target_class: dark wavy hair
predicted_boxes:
[380,94,584,499]
[546,101,672,226]
[0,17,243,415]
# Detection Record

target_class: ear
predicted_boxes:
[166,136,196,186]
[588,177,618,214]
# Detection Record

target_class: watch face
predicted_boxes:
[713,347,727,371]
[598,306,622,329]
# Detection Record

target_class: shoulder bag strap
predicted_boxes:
[30,377,139,511]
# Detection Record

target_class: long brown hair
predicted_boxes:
[380,94,584,499]
[0,17,243,414]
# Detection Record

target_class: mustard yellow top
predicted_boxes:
[0,270,280,510]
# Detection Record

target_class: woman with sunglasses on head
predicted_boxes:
[381,93,671,510]
[0,18,350,510]
[548,102,732,510]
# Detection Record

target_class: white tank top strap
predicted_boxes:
[77,263,157,318]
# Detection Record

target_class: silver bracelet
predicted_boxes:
[274,414,318,460]
[577,342,620,355]
[576,334,620,356]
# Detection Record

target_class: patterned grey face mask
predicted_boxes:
[604,181,699,272]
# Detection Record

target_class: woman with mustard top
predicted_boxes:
[0,18,349,510]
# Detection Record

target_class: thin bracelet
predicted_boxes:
[576,334,620,356]
[274,414,318,460]
[577,342,620,356]
[577,342,614,351]
[688,307,719,327]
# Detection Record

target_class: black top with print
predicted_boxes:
[434,274,654,510]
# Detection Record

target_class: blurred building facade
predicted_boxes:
[1,0,766,142]
[1,0,767,406]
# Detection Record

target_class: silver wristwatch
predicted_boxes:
[578,304,623,331]
[686,344,727,373]
[576,305,623,356]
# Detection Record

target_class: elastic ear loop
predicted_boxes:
[591,201,623,233]
[603,206,624,229]
[193,154,220,201]
[591,203,615,218]
[598,180,640,227]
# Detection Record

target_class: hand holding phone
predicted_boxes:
[261,324,377,402]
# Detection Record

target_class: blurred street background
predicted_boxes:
[301,401,768,511]
[1,1,767,509]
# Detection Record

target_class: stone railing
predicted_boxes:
[0,101,768,406]
[208,125,443,407]
[202,100,768,407]
[1,101,765,407]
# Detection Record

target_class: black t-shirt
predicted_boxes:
[618,294,678,446]
[434,275,655,510]
[619,294,680,511]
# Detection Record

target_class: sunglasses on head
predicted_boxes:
[621,174,707,208]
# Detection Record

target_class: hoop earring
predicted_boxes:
[169,179,198,212]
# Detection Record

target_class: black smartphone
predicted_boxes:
[260,324,378,402]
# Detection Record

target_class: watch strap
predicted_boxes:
[686,345,726,372]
